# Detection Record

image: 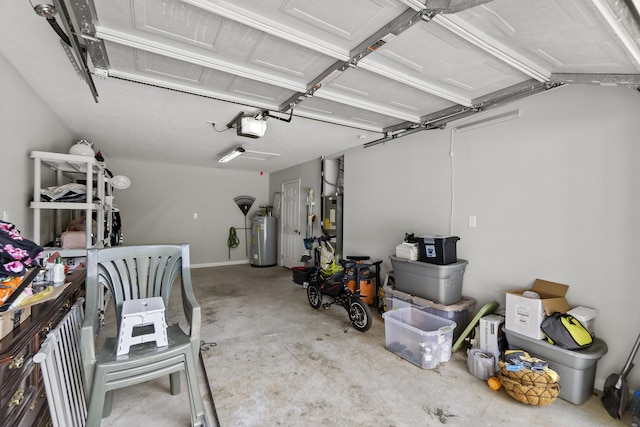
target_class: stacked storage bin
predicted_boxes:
[384,235,475,367]
[385,287,475,343]
[390,235,466,304]
[388,235,472,335]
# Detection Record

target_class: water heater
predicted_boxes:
[251,216,277,267]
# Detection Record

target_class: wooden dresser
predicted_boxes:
[0,269,85,427]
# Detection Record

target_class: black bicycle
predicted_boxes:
[304,234,372,333]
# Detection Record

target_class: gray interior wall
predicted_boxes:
[110,158,269,266]
[0,52,73,240]
[339,84,639,392]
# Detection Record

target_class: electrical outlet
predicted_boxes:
[193,213,198,219]
[2,211,8,222]
[468,216,477,228]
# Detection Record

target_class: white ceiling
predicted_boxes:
[2,0,639,173]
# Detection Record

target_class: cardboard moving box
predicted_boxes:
[0,281,72,340]
[0,306,31,340]
[505,279,570,340]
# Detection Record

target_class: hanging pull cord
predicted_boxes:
[227,227,240,259]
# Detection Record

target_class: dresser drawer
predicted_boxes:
[37,290,81,341]
[32,396,52,427]
[0,339,36,403]
[0,269,85,426]
[1,362,38,426]
[16,382,48,427]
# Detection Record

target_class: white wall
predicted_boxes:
[110,158,270,266]
[0,52,72,239]
[337,84,640,391]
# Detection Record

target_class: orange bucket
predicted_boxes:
[348,278,375,305]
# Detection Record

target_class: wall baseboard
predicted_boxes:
[192,260,250,269]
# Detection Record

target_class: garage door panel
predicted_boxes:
[362,22,531,99]
[453,0,640,73]
[322,67,456,120]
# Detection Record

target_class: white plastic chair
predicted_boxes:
[80,244,207,426]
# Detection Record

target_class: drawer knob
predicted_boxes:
[42,321,54,334]
[8,389,24,408]
[8,354,24,370]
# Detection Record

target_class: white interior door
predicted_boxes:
[281,179,301,268]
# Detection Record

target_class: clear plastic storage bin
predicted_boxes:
[382,307,456,369]
[385,287,475,342]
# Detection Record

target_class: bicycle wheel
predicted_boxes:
[307,283,322,309]
[349,299,372,332]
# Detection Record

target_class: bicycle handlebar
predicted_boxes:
[303,234,336,244]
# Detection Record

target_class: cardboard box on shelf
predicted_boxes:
[0,306,31,340]
[504,279,570,340]
[0,281,72,340]
[61,230,86,249]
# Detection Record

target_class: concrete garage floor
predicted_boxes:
[99,264,627,426]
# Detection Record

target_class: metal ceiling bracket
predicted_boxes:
[263,108,294,123]
[592,0,640,67]
[50,0,99,102]
[401,0,495,13]
[365,78,558,148]
[470,80,560,112]
[93,67,109,79]
[550,73,640,89]
[363,126,432,148]
[380,79,552,134]
[226,112,246,129]
[423,0,495,14]
[67,0,110,71]
[278,8,427,112]
[280,0,530,119]
[384,105,476,132]
[60,40,85,81]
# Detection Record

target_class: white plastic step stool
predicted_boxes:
[117,297,168,356]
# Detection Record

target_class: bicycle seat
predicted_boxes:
[340,259,357,269]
